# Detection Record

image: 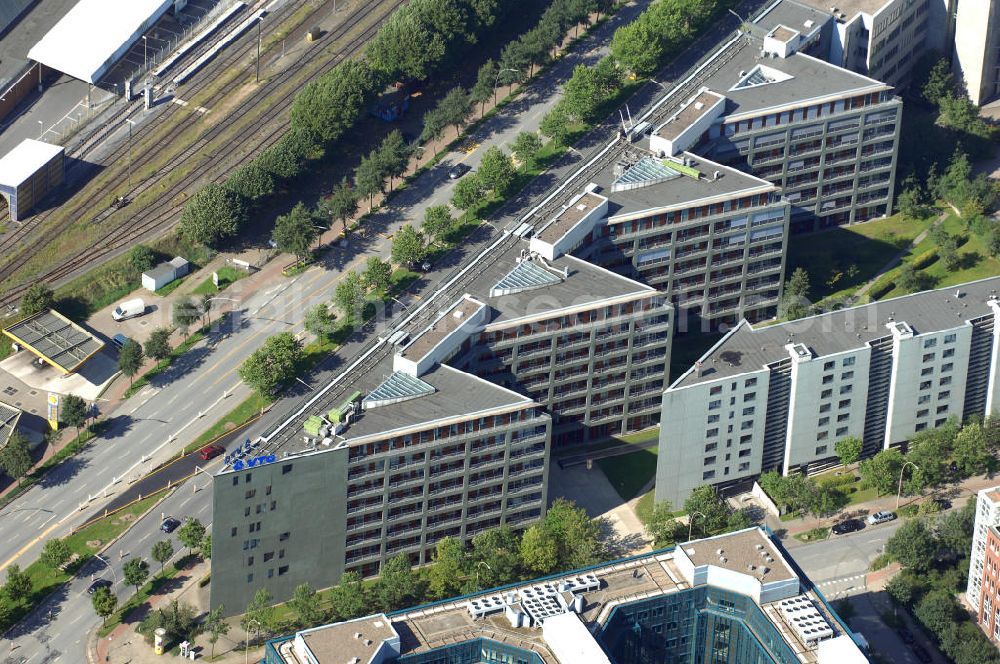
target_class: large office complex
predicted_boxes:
[212,230,673,612]
[657,277,1000,506]
[966,486,1000,643]
[264,527,868,664]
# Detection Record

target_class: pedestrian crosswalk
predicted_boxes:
[817,573,866,587]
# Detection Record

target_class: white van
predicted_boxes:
[112,298,146,321]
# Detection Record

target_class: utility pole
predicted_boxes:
[125,118,136,191]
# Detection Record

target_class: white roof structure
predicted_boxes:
[541,612,612,664]
[0,139,63,188]
[27,0,172,83]
[816,634,870,664]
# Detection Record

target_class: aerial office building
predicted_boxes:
[212,233,672,612]
[264,527,869,664]
[657,277,1000,506]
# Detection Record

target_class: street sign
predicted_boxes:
[46,392,59,430]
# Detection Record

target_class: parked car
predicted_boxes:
[896,626,915,644]
[87,578,112,594]
[448,163,471,179]
[112,298,146,321]
[199,443,225,461]
[867,510,897,525]
[932,497,952,510]
[911,643,932,663]
[110,333,131,350]
[160,517,181,533]
[831,519,864,535]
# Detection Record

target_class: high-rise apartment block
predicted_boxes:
[657,277,1000,506]
[967,486,1000,643]
[264,528,869,664]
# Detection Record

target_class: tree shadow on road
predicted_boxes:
[146,345,212,389]
[37,454,90,489]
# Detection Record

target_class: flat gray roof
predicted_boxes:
[791,0,890,18]
[0,401,21,449]
[754,0,833,34]
[3,310,105,374]
[536,192,605,243]
[674,276,1000,388]
[656,90,725,141]
[681,528,796,583]
[299,615,397,663]
[603,152,778,220]
[400,296,483,360]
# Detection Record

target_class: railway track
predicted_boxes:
[0,0,403,308]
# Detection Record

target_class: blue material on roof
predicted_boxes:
[363,371,434,409]
[490,260,563,297]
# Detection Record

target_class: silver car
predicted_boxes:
[867,510,896,525]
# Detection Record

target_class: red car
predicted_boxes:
[198,444,225,461]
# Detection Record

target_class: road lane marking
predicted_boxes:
[0,520,62,574]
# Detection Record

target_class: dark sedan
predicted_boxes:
[160,517,181,533]
[87,578,112,594]
[831,519,864,535]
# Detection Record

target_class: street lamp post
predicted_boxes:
[244,618,261,664]
[896,461,920,510]
[687,511,706,541]
[94,553,118,585]
[124,118,136,191]
[493,68,519,105]
[475,560,492,590]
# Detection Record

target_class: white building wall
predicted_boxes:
[885,324,972,446]
[953,0,1000,105]
[784,347,872,473]
[656,367,770,506]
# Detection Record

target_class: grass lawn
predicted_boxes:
[786,213,931,303]
[635,490,655,524]
[597,446,658,503]
[154,276,188,297]
[793,527,830,543]
[191,266,247,295]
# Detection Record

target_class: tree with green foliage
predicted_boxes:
[140,599,199,645]
[144,327,172,362]
[204,605,229,658]
[304,303,337,342]
[471,526,521,588]
[438,87,473,137]
[391,225,426,267]
[834,437,863,468]
[334,271,366,321]
[40,538,70,570]
[201,533,211,559]
[936,497,976,558]
[935,230,960,271]
[376,554,418,611]
[953,421,992,477]
[227,161,276,202]
[611,17,663,76]
[520,524,559,575]
[61,394,88,439]
[471,58,498,114]
[3,563,31,602]
[423,205,456,244]
[541,498,600,569]
[323,178,359,236]
[363,256,393,294]
[123,557,149,593]
[354,150,386,212]
[118,339,144,386]
[562,58,622,123]
[256,128,321,182]
[0,432,32,486]
[540,102,574,145]
[683,485,732,536]
[512,131,543,170]
[646,501,682,548]
[896,262,924,294]
[922,58,955,105]
[780,267,811,320]
[91,586,117,626]
[330,570,366,620]
[478,146,517,197]
[273,202,320,261]
[499,40,531,84]
[365,7,445,81]
[914,589,958,634]
[896,176,928,219]
[290,60,378,144]
[290,582,324,628]
[420,107,447,146]
[805,485,848,519]
[172,296,200,337]
[238,332,303,398]
[378,129,413,190]
[179,183,248,247]
[451,173,488,210]
[126,245,157,275]
[428,536,467,599]
[242,588,277,639]
[886,519,936,572]
[20,283,54,316]
[151,540,174,576]
[859,448,905,495]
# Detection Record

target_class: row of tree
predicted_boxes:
[609,0,721,76]
[882,498,1000,664]
[236,499,603,640]
[645,485,754,549]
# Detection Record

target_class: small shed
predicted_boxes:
[0,139,64,221]
[142,256,189,291]
[0,400,22,452]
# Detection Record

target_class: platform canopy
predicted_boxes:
[0,139,62,189]
[27,0,172,83]
[0,401,21,450]
[3,310,105,374]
